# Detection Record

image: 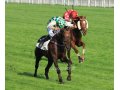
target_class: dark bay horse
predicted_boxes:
[71,16,88,63]
[34,28,72,83]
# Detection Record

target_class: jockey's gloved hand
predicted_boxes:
[64,26,68,29]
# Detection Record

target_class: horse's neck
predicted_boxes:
[51,30,64,44]
[72,29,82,40]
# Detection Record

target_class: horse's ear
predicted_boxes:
[78,16,85,20]
[78,16,86,19]
[78,16,82,19]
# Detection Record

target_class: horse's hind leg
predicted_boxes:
[34,56,41,77]
[45,58,53,79]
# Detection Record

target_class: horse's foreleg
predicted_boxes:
[67,60,71,81]
[67,50,72,80]
[63,55,71,81]
[53,59,63,83]
[71,41,83,63]
[80,41,85,61]
[45,58,53,79]
[66,46,72,64]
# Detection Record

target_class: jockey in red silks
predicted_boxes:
[63,9,78,22]
[63,9,79,28]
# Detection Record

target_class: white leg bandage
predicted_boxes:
[82,49,85,55]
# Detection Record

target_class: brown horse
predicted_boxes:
[34,27,72,83]
[71,16,88,63]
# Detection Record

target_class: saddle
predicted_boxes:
[36,35,50,50]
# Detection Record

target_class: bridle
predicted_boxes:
[77,19,88,30]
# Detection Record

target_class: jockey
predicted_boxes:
[63,9,78,21]
[63,9,78,27]
[39,16,71,47]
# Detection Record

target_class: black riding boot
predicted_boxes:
[39,35,50,48]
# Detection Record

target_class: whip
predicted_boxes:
[72,0,74,10]
[64,0,68,12]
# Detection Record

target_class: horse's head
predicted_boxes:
[76,16,88,36]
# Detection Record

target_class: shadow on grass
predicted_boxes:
[36,57,63,63]
[41,57,47,61]
[18,72,69,84]
[17,72,45,79]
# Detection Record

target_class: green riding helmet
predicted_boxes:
[57,19,66,28]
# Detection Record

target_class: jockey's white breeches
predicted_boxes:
[47,28,55,37]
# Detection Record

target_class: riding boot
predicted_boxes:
[39,35,50,48]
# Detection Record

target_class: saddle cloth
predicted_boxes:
[36,40,50,50]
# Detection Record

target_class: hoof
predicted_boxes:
[81,55,85,61]
[59,81,64,84]
[59,82,64,84]
[45,74,49,79]
[81,57,85,61]
[78,56,83,63]
[34,74,37,77]
[59,78,63,84]
[67,76,71,81]
[46,77,49,79]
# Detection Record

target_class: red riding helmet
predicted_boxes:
[63,9,73,21]
[63,10,78,21]
[70,10,78,20]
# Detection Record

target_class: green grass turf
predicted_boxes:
[5,3,114,90]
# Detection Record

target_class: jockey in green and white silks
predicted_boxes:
[39,16,70,48]
[47,16,66,37]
